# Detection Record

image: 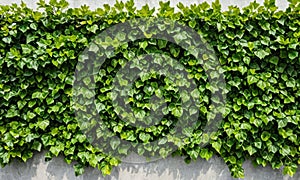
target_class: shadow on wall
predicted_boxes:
[0,151,299,180]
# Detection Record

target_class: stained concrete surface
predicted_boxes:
[0,151,300,180]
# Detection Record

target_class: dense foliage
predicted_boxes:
[0,0,299,178]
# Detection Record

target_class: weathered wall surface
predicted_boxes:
[1,151,300,180]
[0,0,299,180]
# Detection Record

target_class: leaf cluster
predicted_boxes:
[0,0,300,178]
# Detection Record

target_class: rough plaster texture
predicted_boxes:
[0,0,299,179]
[1,151,300,180]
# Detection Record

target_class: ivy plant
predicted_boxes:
[0,0,300,178]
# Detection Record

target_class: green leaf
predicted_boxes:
[278,119,288,128]
[279,145,290,156]
[21,151,33,162]
[283,165,297,177]
[87,24,98,33]
[268,144,278,154]
[139,41,148,49]
[159,148,170,158]
[254,141,262,149]
[50,141,65,157]
[32,91,46,99]
[199,148,213,160]
[248,42,254,51]
[28,100,37,108]
[110,138,120,150]
[2,37,12,44]
[246,146,257,155]
[212,141,222,154]
[32,141,42,151]
[243,56,251,65]
[187,150,198,160]
[286,79,296,88]
[261,131,271,141]
[37,120,49,130]
[226,156,236,164]
[288,51,298,60]
[118,144,130,155]
[257,80,267,90]
[254,50,270,59]
[30,23,37,30]
[6,108,19,118]
[74,164,85,176]
[158,137,168,145]
[76,134,87,143]
[157,39,167,48]
[21,44,33,54]
[247,75,258,85]
[174,32,187,44]
[26,111,36,120]
[171,106,182,117]
[269,56,279,65]
[139,132,151,142]
[233,104,241,112]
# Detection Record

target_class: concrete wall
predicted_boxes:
[1,0,299,180]
[1,150,300,180]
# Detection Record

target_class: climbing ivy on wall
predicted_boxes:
[0,0,300,178]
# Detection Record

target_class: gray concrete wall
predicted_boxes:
[1,151,300,180]
[1,0,299,180]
